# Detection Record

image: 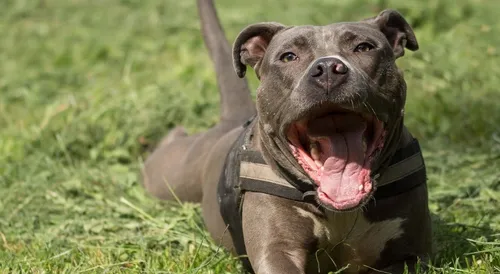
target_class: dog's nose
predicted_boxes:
[309,57,348,78]
[308,57,348,91]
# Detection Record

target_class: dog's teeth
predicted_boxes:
[310,142,323,168]
[310,142,321,161]
[358,185,364,191]
[314,160,323,168]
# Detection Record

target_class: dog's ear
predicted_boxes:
[366,9,418,58]
[233,22,286,78]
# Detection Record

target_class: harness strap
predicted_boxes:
[375,139,427,198]
[216,119,256,273]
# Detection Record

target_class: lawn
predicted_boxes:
[0,0,499,273]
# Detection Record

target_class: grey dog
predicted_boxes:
[142,0,432,273]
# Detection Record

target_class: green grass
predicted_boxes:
[0,0,499,273]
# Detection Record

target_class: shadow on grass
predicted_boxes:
[431,214,499,267]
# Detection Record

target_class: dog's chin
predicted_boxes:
[286,105,386,211]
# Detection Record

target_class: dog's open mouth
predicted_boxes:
[287,107,386,211]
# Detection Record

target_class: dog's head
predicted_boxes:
[233,10,418,211]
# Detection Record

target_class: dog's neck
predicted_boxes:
[373,115,413,175]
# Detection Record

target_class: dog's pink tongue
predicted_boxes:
[311,116,369,210]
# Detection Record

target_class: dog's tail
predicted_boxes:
[197,0,256,123]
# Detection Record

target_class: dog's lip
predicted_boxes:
[315,194,372,212]
[297,104,353,122]
[282,103,382,138]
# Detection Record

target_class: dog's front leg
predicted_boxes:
[245,245,308,274]
[242,192,319,274]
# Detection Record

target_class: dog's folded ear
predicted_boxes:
[366,9,418,58]
[232,22,285,78]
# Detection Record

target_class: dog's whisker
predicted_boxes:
[366,102,380,121]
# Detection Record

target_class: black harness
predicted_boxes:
[217,118,427,273]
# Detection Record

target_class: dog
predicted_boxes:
[142,0,432,273]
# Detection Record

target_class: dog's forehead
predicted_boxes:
[270,22,379,49]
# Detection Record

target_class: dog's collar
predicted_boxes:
[239,118,427,203]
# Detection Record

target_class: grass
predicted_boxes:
[0,0,499,273]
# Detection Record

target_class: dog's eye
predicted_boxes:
[280,52,298,63]
[354,43,375,53]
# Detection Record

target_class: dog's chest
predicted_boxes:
[295,207,405,273]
